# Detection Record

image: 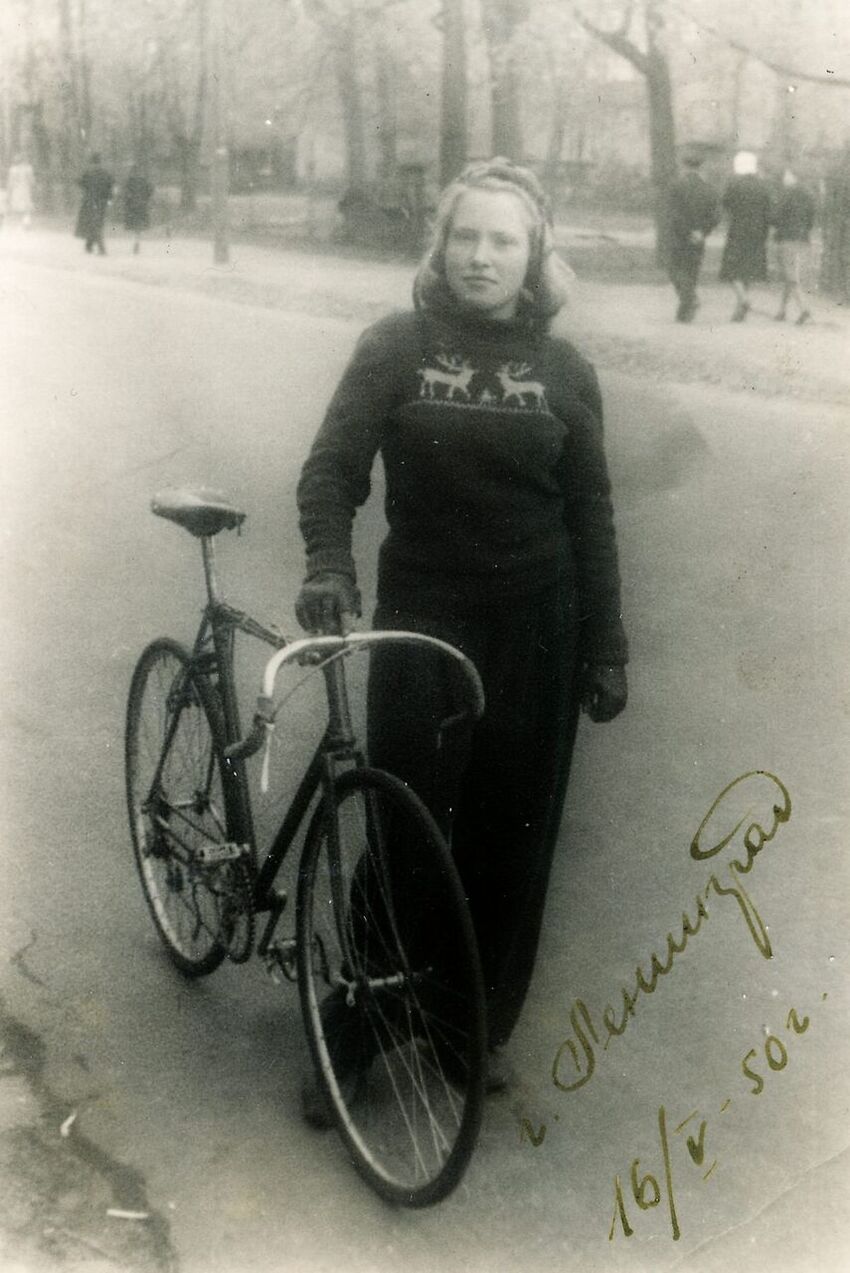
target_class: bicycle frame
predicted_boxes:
[179,531,484,963]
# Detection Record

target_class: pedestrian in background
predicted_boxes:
[719,150,772,321]
[7,154,35,229]
[123,163,154,254]
[74,153,114,255]
[667,152,719,322]
[773,168,817,325]
[295,158,628,1121]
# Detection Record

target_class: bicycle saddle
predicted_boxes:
[151,487,246,537]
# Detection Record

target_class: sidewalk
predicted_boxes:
[2,224,847,408]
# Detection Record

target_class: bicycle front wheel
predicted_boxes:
[296,767,486,1207]
[125,638,245,977]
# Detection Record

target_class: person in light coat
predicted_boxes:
[7,155,35,228]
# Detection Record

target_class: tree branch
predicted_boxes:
[666,0,850,89]
[616,2,637,38]
[569,2,649,75]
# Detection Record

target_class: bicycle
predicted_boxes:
[124,487,488,1207]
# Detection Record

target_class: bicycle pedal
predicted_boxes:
[265,939,297,984]
[195,841,248,866]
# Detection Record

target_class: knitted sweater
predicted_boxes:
[297,307,628,665]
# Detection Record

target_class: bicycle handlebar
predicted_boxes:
[223,630,485,764]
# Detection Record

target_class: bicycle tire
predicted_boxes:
[125,637,245,977]
[296,767,486,1207]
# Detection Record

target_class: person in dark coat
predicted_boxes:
[719,151,773,321]
[667,153,719,322]
[294,159,628,1121]
[773,168,817,325]
[74,154,114,255]
[123,164,154,254]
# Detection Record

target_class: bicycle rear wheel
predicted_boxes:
[296,767,486,1207]
[125,638,246,976]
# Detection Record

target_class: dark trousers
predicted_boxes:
[669,240,705,316]
[368,577,580,1047]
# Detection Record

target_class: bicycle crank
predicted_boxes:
[216,858,256,964]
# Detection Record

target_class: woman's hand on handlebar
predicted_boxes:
[295,571,361,636]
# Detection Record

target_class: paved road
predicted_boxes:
[1,234,848,1273]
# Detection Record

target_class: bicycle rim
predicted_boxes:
[297,767,486,1206]
[125,638,233,976]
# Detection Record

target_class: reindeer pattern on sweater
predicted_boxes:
[417,350,549,414]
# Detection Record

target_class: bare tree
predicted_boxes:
[332,5,369,191]
[438,0,468,185]
[304,0,370,192]
[820,142,850,300]
[542,64,569,189]
[78,0,93,144]
[57,0,84,195]
[374,29,398,187]
[480,0,530,161]
[570,0,677,262]
[526,2,595,194]
[155,0,209,211]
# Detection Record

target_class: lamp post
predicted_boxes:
[208,0,229,264]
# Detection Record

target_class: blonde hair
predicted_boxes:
[414,158,573,326]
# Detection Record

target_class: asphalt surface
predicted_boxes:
[0,226,848,1273]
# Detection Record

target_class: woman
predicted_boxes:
[7,154,35,228]
[719,150,773,321]
[295,159,628,1121]
[74,153,114,255]
[123,163,154,255]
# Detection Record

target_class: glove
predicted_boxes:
[580,664,628,723]
[295,572,361,635]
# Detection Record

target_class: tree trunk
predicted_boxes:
[730,50,747,144]
[820,145,850,301]
[176,134,201,211]
[543,74,569,192]
[481,0,528,161]
[570,1,677,264]
[78,0,93,145]
[440,0,468,187]
[158,1,209,215]
[375,36,397,189]
[645,37,677,266]
[138,95,153,171]
[333,5,368,193]
[490,63,522,161]
[57,0,82,202]
[129,90,154,169]
[30,101,54,210]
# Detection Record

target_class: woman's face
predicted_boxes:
[443,189,533,321]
